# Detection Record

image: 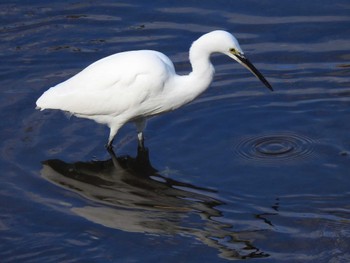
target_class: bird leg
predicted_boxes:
[137,132,145,149]
[135,118,146,150]
[106,124,121,151]
[105,139,114,151]
[106,144,116,156]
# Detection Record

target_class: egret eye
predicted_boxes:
[229,48,238,55]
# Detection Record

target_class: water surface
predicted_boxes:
[1,0,350,262]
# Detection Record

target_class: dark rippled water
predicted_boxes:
[1,1,350,262]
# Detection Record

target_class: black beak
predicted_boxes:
[235,54,273,91]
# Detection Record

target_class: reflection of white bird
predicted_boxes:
[36,30,272,150]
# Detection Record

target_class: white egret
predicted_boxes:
[36,30,272,150]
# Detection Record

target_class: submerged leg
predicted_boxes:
[134,118,146,149]
[137,132,145,149]
[105,124,121,150]
[105,138,114,151]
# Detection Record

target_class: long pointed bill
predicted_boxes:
[235,54,273,91]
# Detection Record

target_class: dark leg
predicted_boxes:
[105,138,114,152]
[135,119,146,150]
[137,132,145,150]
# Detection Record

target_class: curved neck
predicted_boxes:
[163,38,215,111]
[189,40,215,80]
[181,39,215,100]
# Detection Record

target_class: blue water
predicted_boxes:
[1,0,350,262]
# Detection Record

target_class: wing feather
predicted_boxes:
[36,50,175,118]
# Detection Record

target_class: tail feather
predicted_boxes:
[36,87,63,111]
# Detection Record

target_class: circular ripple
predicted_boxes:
[232,133,315,165]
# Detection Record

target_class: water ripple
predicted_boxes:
[232,132,315,165]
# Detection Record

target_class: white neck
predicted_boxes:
[166,38,216,110]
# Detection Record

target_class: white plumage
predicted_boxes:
[36,30,272,150]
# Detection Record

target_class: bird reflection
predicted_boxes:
[41,147,268,260]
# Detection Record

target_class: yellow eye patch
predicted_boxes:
[229,48,239,55]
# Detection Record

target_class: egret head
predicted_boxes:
[199,30,273,91]
[227,46,273,91]
[225,32,273,91]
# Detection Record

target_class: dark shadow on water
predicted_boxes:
[41,147,269,260]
